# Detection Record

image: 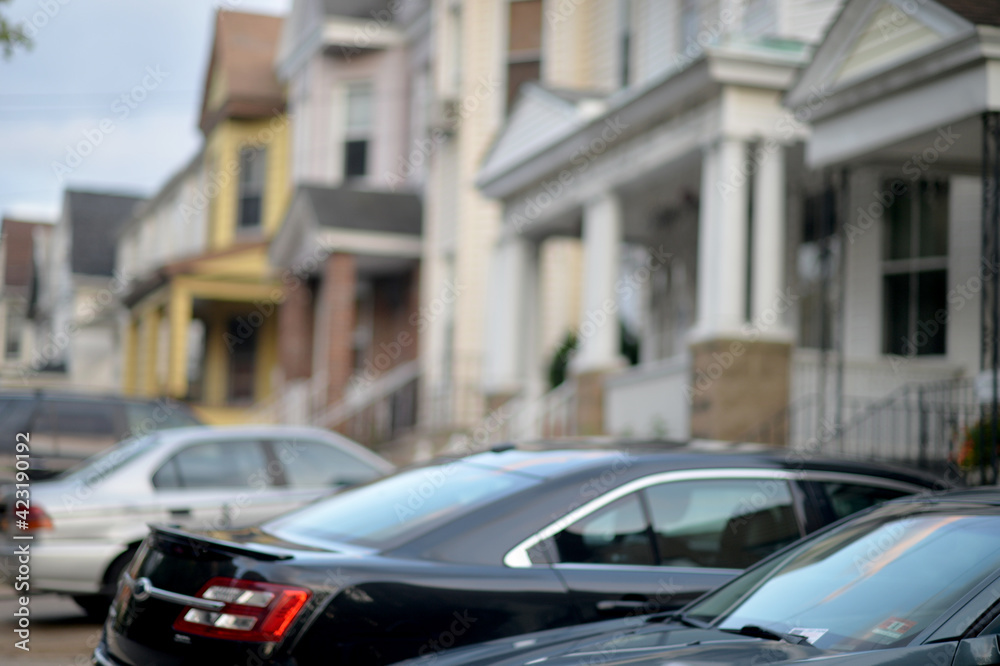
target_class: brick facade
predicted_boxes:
[278,278,313,380]
[320,253,357,405]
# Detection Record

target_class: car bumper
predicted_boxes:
[93,642,122,666]
[0,538,124,594]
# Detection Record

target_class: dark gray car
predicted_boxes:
[395,488,1000,666]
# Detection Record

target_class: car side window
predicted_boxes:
[817,481,912,520]
[33,400,118,436]
[270,439,381,488]
[153,440,269,489]
[644,478,800,570]
[125,401,200,432]
[553,494,655,566]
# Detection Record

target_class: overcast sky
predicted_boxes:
[0,0,290,222]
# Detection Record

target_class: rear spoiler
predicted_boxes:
[149,524,295,561]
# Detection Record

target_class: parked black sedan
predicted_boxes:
[396,488,1000,666]
[94,444,951,666]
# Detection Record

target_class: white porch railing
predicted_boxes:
[253,361,421,447]
[487,380,579,444]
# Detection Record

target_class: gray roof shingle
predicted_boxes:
[300,185,421,235]
[65,190,145,276]
[322,0,393,19]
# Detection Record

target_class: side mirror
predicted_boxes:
[954,635,1000,666]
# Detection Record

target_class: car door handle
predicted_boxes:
[168,508,192,517]
[596,600,648,612]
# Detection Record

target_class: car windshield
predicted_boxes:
[264,460,539,548]
[58,434,159,486]
[686,505,1000,652]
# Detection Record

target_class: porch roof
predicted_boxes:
[121,241,274,308]
[787,0,1000,167]
[476,40,810,202]
[269,184,422,273]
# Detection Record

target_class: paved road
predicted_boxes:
[0,590,102,666]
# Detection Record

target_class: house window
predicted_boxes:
[237,146,266,229]
[680,0,700,49]
[744,0,776,37]
[345,81,373,178]
[797,190,837,350]
[882,180,949,356]
[227,316,257,402]
[618,0,633,87]
[447,0,464,94]
[4,308,22,359]
[507,0,542,109]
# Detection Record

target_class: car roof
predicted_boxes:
[452,443,950,487]
[890,486,1000,506]
[152,424,362,440]
[0,389,182,406]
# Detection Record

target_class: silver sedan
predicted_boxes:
[0,425,393,618]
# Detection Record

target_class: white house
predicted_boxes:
[475,0,999,473]
[27,190,144,391]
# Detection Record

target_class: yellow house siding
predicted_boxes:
[204,116,292,251]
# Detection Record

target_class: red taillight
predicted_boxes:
[172,577,311,642]
[25,505,53,532]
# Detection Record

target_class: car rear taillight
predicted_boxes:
[27,505,53,531]
[172,577,311,642]
[0,504,52,533]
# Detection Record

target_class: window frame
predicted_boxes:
[264,437,382,489]
[881,178,949,356]
[551,492,658,567]
[679,0,700,50]
[506,0,543,109]
[5,305,24,359]
[505,469,926,569]
[236,145,267,230]
[151,438,272,490]
[343,80,374,179]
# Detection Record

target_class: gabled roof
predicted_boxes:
[277,0,406,79]
[786,0,978,110]
[199,10,285,135]
[270,184,422,269]
[478,84,607,190]
[64,190,145,277]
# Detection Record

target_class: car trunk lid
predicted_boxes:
[104,525,320,666]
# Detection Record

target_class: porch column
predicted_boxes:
[689,137,791,444]
[751,142,789,330]
[570,191,625,435]
[694,137,749,338]
[575,191,624,372]
[203,311,228,406]
[254,313,278,404]
[166,284,193,399]
[140,307,161,397]
[483,233,539,404]
[279,278,313,381]
[122,317,139,395]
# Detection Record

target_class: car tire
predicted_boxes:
[72,545,138,621]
